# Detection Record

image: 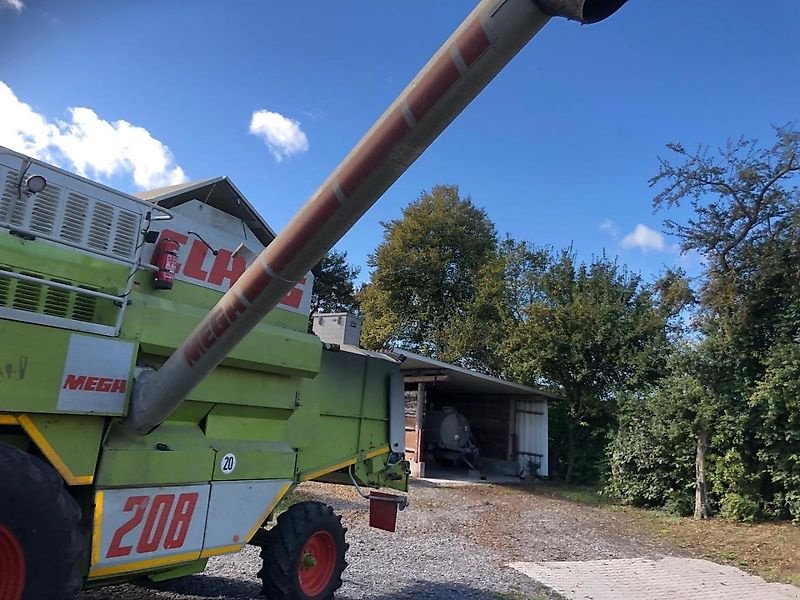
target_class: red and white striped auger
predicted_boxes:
[124,0,630,435]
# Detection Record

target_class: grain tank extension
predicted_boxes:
[0,1,629,598]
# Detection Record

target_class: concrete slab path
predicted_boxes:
[510,557,800,600]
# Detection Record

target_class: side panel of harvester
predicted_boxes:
[0,146,407,586]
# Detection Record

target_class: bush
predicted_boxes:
[719,493,760,522]
[785,491,800,524]
[664,489,695,517]
[606,390,695,510]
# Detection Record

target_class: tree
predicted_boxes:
[750,338,800,522]
[608,346,716,519]
[310,249,360,316]
[651,125,799,274]
[500,247,670,483]
[646,125,800,521]
[359,185,499,370]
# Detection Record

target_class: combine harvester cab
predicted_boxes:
[0,0,630,598]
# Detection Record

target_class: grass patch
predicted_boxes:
[537,483,800,586]
[534,482,611,507]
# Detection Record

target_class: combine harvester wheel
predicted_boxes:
[258,501,348,600]
[0,443,84,600]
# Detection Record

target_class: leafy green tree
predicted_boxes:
[645,125,800,521]
[500,247,670,482]
[609,346,716,518]
[310,249,360,315]
[651,125,799,274]
[359,185,499,370]
[750,338,800,521]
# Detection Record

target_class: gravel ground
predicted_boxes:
[78,479,678,600]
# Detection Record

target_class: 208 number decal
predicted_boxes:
[107,492,199,558]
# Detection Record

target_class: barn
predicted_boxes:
[312,314,557,481]
[385,349,558,480]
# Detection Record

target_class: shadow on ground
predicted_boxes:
[343,580,537,599]
[81,577,538,599]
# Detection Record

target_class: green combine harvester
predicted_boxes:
[0,1,629,598]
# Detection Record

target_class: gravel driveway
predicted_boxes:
[78,479,677,600]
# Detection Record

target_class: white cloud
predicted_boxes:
[0,81,54,160]
[249,109,309,162]
[0,81,186,190]
[53,107,187,189]
[1,0,24,12]
[599,218,620,238]
[621,224,666,252]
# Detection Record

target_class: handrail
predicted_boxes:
[0,269,127,304]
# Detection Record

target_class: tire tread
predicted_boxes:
[0,443,85,600]
[257,501,347,600]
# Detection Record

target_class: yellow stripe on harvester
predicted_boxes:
[0,414,18,426]
[199,544,242,559]
[91,491,104,567]
[300,458,357,482]
[88,550,202,579]
[300,445,391,482]
[365,445,391,460]
[245,482,292,543]
[17,414,93,485]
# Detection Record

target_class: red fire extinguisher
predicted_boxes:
[153,237,180,290]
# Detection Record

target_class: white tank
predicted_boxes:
[438,407,473,451]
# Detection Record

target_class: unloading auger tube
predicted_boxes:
[123,0,629,435]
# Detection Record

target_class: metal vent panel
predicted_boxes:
[43,278,72,317]
[0,166,142,263]
[0,271,8,305]
[114,211,139,257]
[88,202,114,252]
[11,276,42,313]
[28,183,62,234]
[0,268,99,323]
[61,193,89,244]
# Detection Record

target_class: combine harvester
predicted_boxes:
[0,1,629,598]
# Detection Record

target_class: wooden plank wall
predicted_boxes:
[403,387,425,476]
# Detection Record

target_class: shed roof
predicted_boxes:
[385,348,561,400]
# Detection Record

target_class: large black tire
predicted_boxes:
[258,501,348,600]
[0,442,85,600]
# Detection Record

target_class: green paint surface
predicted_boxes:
[96,423,215,487]
[24,413,105,480]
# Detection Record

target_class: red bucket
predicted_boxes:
[369,492,400,532]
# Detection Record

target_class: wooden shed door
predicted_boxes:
[404,385,426,476]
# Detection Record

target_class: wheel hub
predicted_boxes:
[297,530,336,596]
[0,525,25,600]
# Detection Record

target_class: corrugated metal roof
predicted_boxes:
[386,348,561,400]
[336,344,401,364]
[135,176,277,247]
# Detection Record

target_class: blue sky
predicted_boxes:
[1,1,798,286]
